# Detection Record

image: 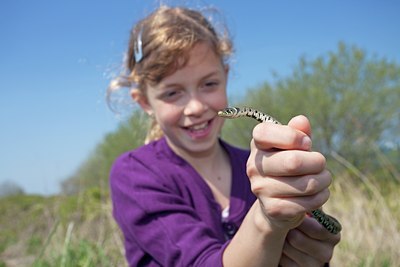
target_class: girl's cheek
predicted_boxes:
[213,91,228,109]
[157,106,182,125]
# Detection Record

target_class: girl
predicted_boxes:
[108,6,340,267]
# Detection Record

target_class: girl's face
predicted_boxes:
[137,43,228,157]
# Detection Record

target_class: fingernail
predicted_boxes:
[302,136,312,150]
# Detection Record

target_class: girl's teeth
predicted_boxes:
[191,122,208,130]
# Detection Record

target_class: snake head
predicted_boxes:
[217,107,239,118]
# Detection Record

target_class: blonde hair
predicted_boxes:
[107,5,233,144]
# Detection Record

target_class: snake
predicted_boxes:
[218,107,342,235]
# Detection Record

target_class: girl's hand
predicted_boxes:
[247,115,332,232]
[280,216,341,266]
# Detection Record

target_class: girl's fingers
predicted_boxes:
[279,253,299,267]
[252,123,312,151]
[281,239,325,267]
[287,115,312,138]
[295,216,341,244]
[250,169,332,198]
[248,115,335,235]
[258,189,331,219]
[247,147,326,177]
[283,222,340,266]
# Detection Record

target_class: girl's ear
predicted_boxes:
[131,89,153,115]
[224,65,229,76]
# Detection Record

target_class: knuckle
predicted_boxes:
[317,189,331,207]
[246,155,260,178]
[250,138,256,149]
[247,149,268,177]
[333,233,341,245]
[252,123,266,141]
[250,178,264,195]
[286,229,303,247]
[313,152,327,169]
[309,190,331,211]
[283,152,303,172]
[265,205,284,218]
[321,169,333,187]
[246,158,255,177]
[288,130,301,146]
[305,170,332,196]
[316,248,333,264]
[322,250,334,263]
[306,177,320,194]
[323,188,331,202]
[263,200,285,218]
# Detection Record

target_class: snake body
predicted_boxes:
[218,107,342,235]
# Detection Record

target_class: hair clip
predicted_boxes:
[134,28,143,63]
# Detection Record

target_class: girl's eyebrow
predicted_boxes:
[159,69,222,90]
[201,70,221,80]
[160,82,181,89]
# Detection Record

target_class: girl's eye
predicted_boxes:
[203,81,219,91]
[160,89,181,101]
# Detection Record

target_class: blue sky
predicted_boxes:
[1,0,399,195]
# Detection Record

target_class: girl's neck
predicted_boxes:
[175,140,232,210]
[165,137,228,176]
[189,143,226,173]
[172,141,225,170]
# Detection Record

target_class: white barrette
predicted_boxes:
[134,28,143,63]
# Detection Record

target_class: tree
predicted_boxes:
[0,181,25,197]
[63,42,399,193]
[222,42,400,171]
[61,111,149,195]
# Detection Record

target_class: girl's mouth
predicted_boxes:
[183,119,213,139]
[189,121,209,131]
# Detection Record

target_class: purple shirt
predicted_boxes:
[110,137,256,267]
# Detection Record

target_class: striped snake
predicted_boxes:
[218,107,342,235]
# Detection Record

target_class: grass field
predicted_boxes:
[1,155,399,267]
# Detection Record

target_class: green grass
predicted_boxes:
[33,237,113,267]
[326,152,400,266]
[0,156,399,266]
[0,187,126,267]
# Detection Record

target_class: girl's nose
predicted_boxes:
[183,94,207,117]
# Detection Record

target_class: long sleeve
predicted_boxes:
[110,138,254,266]
[110,143,223,266]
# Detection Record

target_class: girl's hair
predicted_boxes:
[107,5,233,144]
